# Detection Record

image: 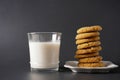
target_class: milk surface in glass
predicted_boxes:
[29,42,60,68]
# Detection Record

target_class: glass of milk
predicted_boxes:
[28,32,62,72]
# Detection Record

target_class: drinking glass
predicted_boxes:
[28,32,62,72]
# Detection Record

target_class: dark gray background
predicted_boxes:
[0,0,120,70]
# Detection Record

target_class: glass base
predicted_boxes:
[31,67,59,72]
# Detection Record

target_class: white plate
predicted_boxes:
[64,61,118,73]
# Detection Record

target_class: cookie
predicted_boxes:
[78,56,102,63]
[75,32,100,39]
[78,62,105,67]
[76,36,100,44]
[75,52,99,59]
[77,41,101,49]
[77,25,102,33]
[76,46,102,54]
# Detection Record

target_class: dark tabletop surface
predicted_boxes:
[1,66,120,80]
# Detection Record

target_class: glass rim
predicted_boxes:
[27,32,62,35]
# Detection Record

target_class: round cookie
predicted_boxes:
[75,52,99,59]
[78,62,105,67]
[76,46,102,55]
[76,36,100,44]
[77,25,102,33]
[78,56,102,63]
[77,41,101,49]
[75,32,100,39]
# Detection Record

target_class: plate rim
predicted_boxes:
[64,60,119,69]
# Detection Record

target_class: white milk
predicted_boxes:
[29,42,60,69]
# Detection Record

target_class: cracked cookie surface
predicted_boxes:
[75,32,100,39]
[78,62,105,67]
[75,52,99,59]
[77,25,102,33]
[76,36,100,44]
[76,46,102,54]
[78,56,102,63]
[77,41,101,49]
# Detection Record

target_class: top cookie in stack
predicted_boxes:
[75,25,105,67]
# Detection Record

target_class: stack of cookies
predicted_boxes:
[75,25,105,67]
